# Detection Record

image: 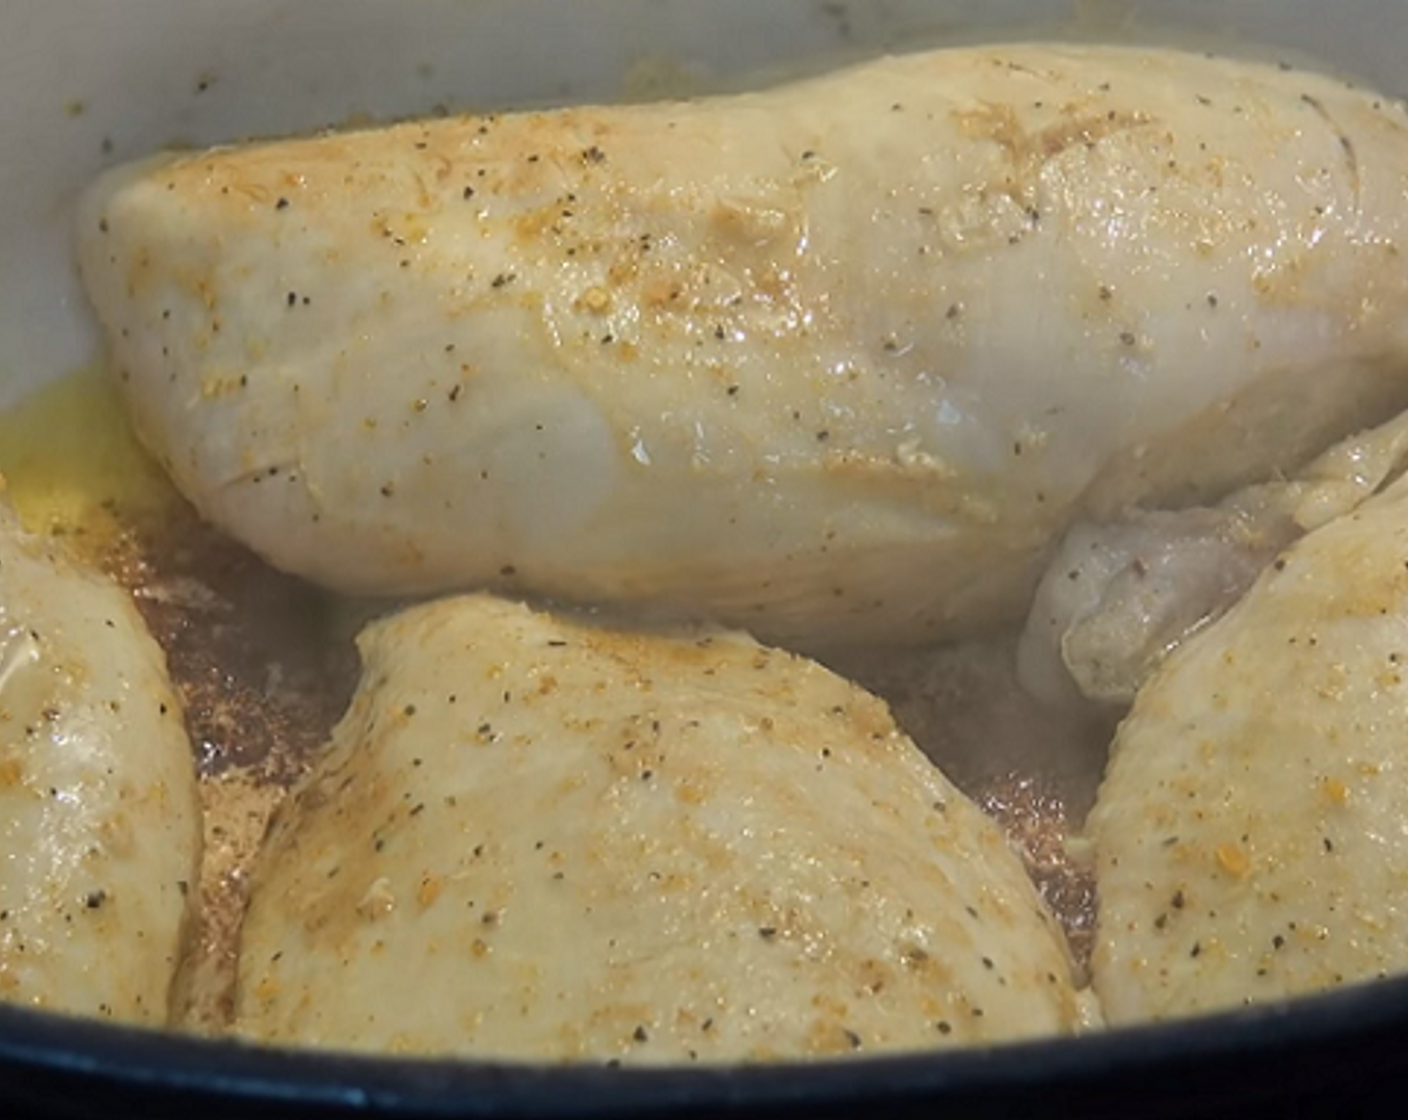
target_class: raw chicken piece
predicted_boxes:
[235,594,1083,1061]
[1087,473,1408,1024]
[77,44,1408,649]
[0,504,200,1025]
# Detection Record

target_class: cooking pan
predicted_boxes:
[3,1,1408,1116]
[1,977,1407,1119]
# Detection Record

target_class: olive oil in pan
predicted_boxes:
[0,365,1103,1030]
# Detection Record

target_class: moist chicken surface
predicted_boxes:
[0,503,201,1025]
[1087,472,1408,1024]
[235,594,1084,1062]
[76,44,1408,650]
[1019,408,1408,706]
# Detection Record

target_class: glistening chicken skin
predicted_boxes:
[0,505,201,1024]
[77,44,1408,649]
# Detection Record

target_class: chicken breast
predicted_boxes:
[77,44,1408,649]
[1019,408,1408,706]
[1087,472,1408,1025]
[0,504,200,1025]
[235,594,1083,1062]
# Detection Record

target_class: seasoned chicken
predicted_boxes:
[1019,409,1408,706]
[0,504,200,1025]
[77,45,1408,649]
[1087,473,1408,1024]
[235,594,1084,1062]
